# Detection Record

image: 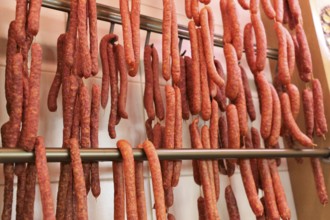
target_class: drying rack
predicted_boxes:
[1,0,325,163]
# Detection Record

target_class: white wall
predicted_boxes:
[0,0,297,219]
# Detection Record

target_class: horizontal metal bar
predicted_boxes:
[0,148,329,163]
[41,0,278,60]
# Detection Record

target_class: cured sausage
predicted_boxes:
[71,94,81,140]
[295,24,312,82]
[184,56,195,114]
[1,164,14,220]
[261,0,276,19]
[172,86,182,187]
[48,34,65,112]
[214,60,227,112]
[142,140,167,220]
[167,213,176,220]
[310,158,329,205]
[130,0,141,77]
[224,44,240,101]
[88,0,99,75]
[197,197,207,220]
[15,163,26,220]
[274,0,284,22]
[267,85,282,147]
[275,22,290,85]
[244,23,257,74]
[35,137,56,220]
[170,0,181,85]
[27,0,42,35]
[189,119,201,185]
[55,163,71,220]
[210,100,220,200]
[228,0,243,60]
[312,79,328,136]
[185,0,192,19]
[197,29,211,121]
[287,0,302,24]
[135,144,147,220]
[220,0,232,43]
[240,66,256,121]
[225,185,241,220]
[14,0,27,46]
[250,0,260,14]
[238,0,250,10]
[165,187,174,208]
[22,163,37,220]
[120,0,135,72]
[283,27,295,76]
[302,88,314,138]
[69,138,88,220]
[113,161,125,220]
[152,46,165,120]
[162,0,172,80]
[179,55,190,120]
[226,104,240,164]
[145,118,154,141]
[191,0,200,26]
[286,83,300,120]
[255,73,273,139]
[251,13,267,72]
[117,140,138,219]
[234,74,248,137]
[144,45,155,120]
[280,93,315,147]
[115,44,129,119]
[188,21,201,114]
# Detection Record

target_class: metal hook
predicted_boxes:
[179,37,183,53]
[65,12,70,32]
[145,31,151,47]
[109,22,115,34]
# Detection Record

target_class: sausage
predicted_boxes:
[302,88,314,138]
[197,29,212,121]
[69,138,88,220]
[120,0,135,72]
[295,24,312,82]
[250,0,260,14]
[240,66,256,121]
[113,161,125,220]
[251,13,267,72]
[210,100,220,200]
[245,132,260,191]
[188,21,201,114]
[162,0,172,80]
[225,185,241,220]
[268,159,291,219]
[310,158,329,205]
[170,0,181,85]
[55,163,72,220]
[255,73,273,139]
[27,0,42,35]
[191,0,200,26]
[283,0,290,24]
[275,22,290,85]
[130,0,140,77]
[117,140,138,219]
[78,0,91,78]
[22,163,37,220]
[286,83,300,120]
[65,172,73,220]
[292,35,305,83]
[135,144,147,220]
[280,93,315,147]
[214,59,227,112]
[88,0,98,75]
[152,46,165,120]
[144,45,155,120]
[274,0,284,22]
[220,0,232,44]
[145,118,154,141]
[228,0,243,60]
[100,34,118,109]
[71,94,81,140]
[142,140,167,220]
[226,104,240,164]
[90,85,101,198]
[238,0,250,10]
[108,43,119,139]
[234,74,248,137]
[200,7,225,88]
[1,164,14,220]
[115,44,129,119]
[184,56,195,114]
[267,85,282,147]
[179,55,190,120]
[185,0,192,19]
[197,196,207,220]
[35,137,56,220]
[172,86,182,187]
[165,187,174,208]
[224,44,240,101]
[287,0,302,24]
[261,0,276,19]
[190,120,201,185]
[239,159,264,217]
[244,23,257,74]
[167,213,176,220]
[15,163,26,220]
[48,34,65,112]
[250,127,262,190]
[14,0,27,46]
[312,79,328,136]
[284,27,295,76]
[163,85,175,189]
[258,159,280,219]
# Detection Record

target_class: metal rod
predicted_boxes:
[0,148,328,163]
[41,0,278,60]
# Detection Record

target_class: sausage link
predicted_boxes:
[292,35,306,82]
[302,88,314,138]
[283,0,289,24]
[275,22,290,85]
[135,144,147,220]
[145,118,154,141]
[130,0,140,76]
[226,104,240,164]
[258,159,280,219]
[143,140,167,220]
[214,60,227,111]
[65,172,73,220]
[35,137,56,220]
[240,66,256,121]
[251,13,267,72]
[210,100,220,200]
[27,0,42,35]
[225,185,241,220]
[255,73,273,139]
[220,0,232,44]
[117,140,138,219]
[274,0,284,22]
[287,0,302,24]
[280,93,315,147]
[23,163,37,220]
[14,0,27,46]
[179,55,190,120]
[311,158,329,205]
[88,0,98,75]
[286,83,300,120]
[113,161,125,220]
[267,85,282,147]
[152,46,165,120]
[234,73,248,137]
[191,0,200,26]
[190,119,201,185]
[1,164,14,220]
[228,0,243,60]
[245,132,260,191]
[295,24,312,82]
[224,44,240,101]
[188,22,201,114]
[283,28,295,76]
[312,79,328,136]
[172,86,182,187]
[165,187,174,208]
[56,163,71,220]
[218,114,228,149]
[239,159,264,216]
[162,0,172,80]
[244,23,257,74]
[69,138,88,220]
[185,0,192,19]
[197,196,207,220]
[268,159,291,219]
[250,0,260,14]
[238,0,250,10]
[108,43,119,138]
[197,29,212,121]
[261,0,276,19]
[170,0,181,85]
[144,45,155,120]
